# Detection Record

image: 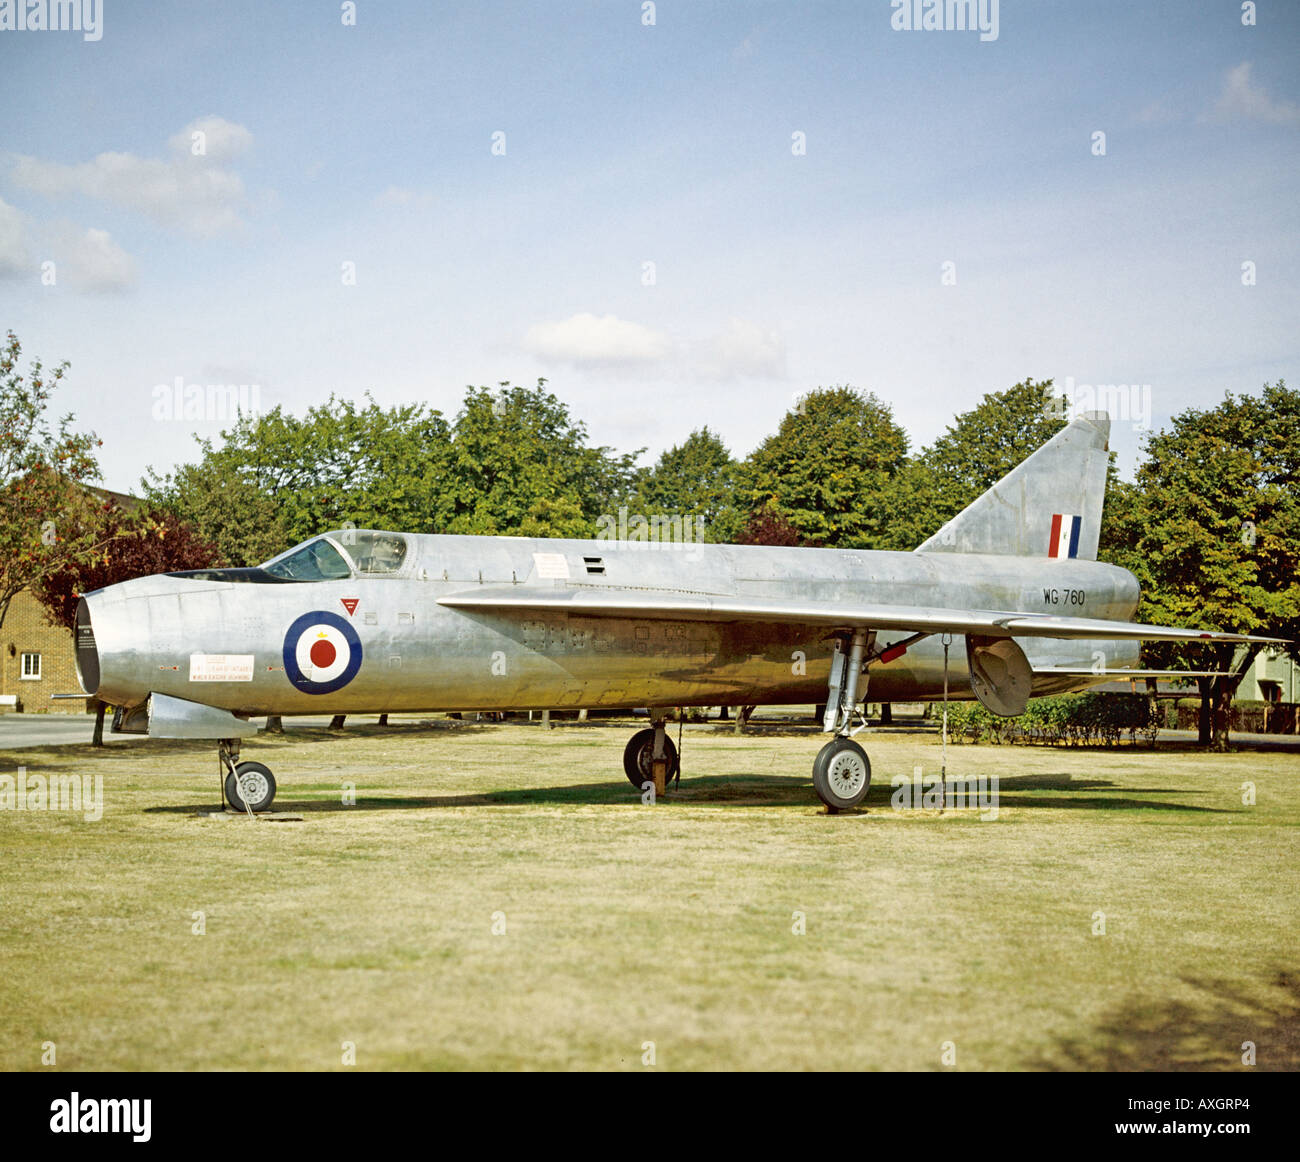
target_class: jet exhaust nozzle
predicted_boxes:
[75,598,100,697]
[966,634,1033,717]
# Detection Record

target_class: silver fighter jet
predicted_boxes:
[74,412,1278,812]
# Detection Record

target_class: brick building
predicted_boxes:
[0,586,87,714]
[0,485,138,716]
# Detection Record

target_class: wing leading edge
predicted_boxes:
[437,586,1283,645]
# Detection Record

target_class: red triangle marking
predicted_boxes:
[341,598,359,616]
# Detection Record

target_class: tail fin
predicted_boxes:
[915,412,1110,559]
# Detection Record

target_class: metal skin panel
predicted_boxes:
[148,692,260,739]
[77,535,1146,718]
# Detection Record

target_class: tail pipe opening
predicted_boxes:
[75,598,100,697]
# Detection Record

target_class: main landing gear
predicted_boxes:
[813,627,933,811]
[219,738,277,813]
[813,628,874,811]
[623,720,679,791]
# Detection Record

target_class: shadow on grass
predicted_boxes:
[144,771,1233,815]
[149,774,816,813]
[966,773,1231,813]
[4,721,495,764]
[253,722,496,747]
[1026,971,1300,1071]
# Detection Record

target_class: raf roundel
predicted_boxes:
[283,610,363,695]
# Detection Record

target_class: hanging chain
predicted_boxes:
[941,634,951,813]
[675,709,683,788]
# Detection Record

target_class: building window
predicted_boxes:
[20,652,41,680]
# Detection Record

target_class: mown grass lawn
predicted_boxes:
[2,717,1297,1071]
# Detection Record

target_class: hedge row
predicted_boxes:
[1163,698,1299,735]
[941,693,1160,747]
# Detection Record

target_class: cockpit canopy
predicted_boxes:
[261,537,352,581]
[260,531,409,580]
[168,531,411,584]
[341,530,409,575]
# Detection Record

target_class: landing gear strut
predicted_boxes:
[814,629,874,812]
[219,738,277,813]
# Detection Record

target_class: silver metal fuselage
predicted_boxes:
[78,533,1140,716]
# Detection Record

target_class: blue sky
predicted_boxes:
[1,0,1297,495]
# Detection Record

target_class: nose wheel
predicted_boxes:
[225,762,277,813]
[218,739,277,813]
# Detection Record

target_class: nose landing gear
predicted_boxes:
[218,739,277,813]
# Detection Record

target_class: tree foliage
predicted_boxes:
[908,378,1069,536]
[1101,382,1300,747]
[144,381,642,561]
[729,386,910,548]
[735,502,821,547]
[143,394,455,565]
[34,507,221,630]
[444,383,640,537]
[0,331,116,630]
[632,427,737,536]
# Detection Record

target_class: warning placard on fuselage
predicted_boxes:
[532,552,571,580]
[189,654,256,682]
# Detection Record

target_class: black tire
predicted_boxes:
[812,738,871,811]
[225,761,276,812]
[622,727,680,788]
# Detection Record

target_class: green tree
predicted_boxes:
[146,381,639,556]
[916,378,1069,531]
[733,386,910,548]
[0,331,114,629]
[145,395,456,564]
[144,454,287,567]
[445,382,640,537]
[633,427,737,536]
[1102,382,1300,748]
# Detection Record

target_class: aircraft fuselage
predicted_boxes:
[77,533,1141,716]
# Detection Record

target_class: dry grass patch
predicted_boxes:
[1,719,1297,1070]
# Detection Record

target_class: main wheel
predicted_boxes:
[622,727,680,788]
[812,738,871,811]
[225,761,277,813]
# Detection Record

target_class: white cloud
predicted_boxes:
[524,312,671,365]
[521,312,786,380]
[167,115,254,163]
[1205,62,1300,126]
[11,117,254,236]
[0,196,134,291]
[699,317,786,380]
[54,225,136,293]
[0,196,31,277]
